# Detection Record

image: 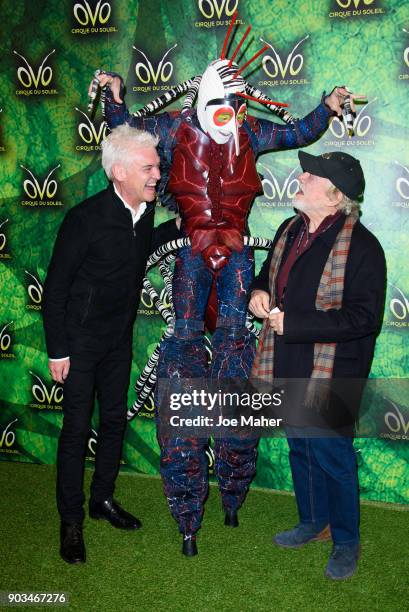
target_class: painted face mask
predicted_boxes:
[203,96,247,155]
[196,59,247,156]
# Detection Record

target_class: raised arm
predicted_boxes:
[255,87,365,155]
[90,73,174,136]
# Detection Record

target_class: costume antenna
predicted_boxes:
[228,25,252,66]
[236,92,288,107]
[220,10,238,60]
[233,45,269,77]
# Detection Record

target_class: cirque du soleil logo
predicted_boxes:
[259,36,309,86]
[258,164,299,208]
[20,164,62,207]
[386,282,409,329]
[0,322,15,358]
[0,419,18,450]
[329,0,385,18]
[25,271,43,311]
[30,371,63,409]
[14,49,57,96]
[324,99,376,147]
[133,44,177,92]
[75,107,108,151]
[72,0,117,34]
[198,0,239,20]
[399,28,409,80]
[391,161,409,209]
[0,219,11,259]
[383,399,409,440]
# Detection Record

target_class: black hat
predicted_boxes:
[298,151,365,200]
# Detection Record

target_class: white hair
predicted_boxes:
[101,124,159,180]
[328,185,361,216]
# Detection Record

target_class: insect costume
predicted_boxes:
[92,13,333,546]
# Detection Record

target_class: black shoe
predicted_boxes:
[60,522,86,564]
[224,509,239,527]
[182,535,198,557]
[89,498,142,530]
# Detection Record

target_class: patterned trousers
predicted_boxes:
[156,246,258,535]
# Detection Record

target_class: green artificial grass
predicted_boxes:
[1,463,407,612]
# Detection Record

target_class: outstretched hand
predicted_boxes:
[88,72,123,104]
[325,86,366,116]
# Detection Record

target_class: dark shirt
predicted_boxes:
[276,212,342,305]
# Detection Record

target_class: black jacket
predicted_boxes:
[43,185,179,358]
[252,214,387,380]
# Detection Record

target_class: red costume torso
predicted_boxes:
[168,118,262,272]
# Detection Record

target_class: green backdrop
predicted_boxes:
[0,0,408,504]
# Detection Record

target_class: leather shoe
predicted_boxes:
[182,535,198,557]
[89,498,142,530]
[224,509,239,527]
[60,522,85,564]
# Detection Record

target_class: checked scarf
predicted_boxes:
[251,211,359,405]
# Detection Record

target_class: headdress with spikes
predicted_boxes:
[123,11,294,125]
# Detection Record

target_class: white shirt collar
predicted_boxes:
[113,183,147,224]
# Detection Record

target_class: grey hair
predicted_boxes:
[101,124,159,180]
[328,186,361,216]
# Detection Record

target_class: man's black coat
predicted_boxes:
[43,184,179,358]
[252,214,387,380]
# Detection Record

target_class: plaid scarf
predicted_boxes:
[251,211,359,405]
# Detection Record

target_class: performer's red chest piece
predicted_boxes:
[168,119,262,272]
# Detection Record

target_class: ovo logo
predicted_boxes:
[261,36,309,79]
[140,287,171,310]
[30,371,63,405]
[403,29,409,68]
[336,0,375,7]
[260,165,299,202]
[75,107,108,144]
[133,44,177,85]
[389,284,409,321]
[73,0,111,26]
[143,396,155,413]
[329,98,376,139]
[198,0,238,19]
[25,271,43,305]
[0,219,8,251]
[88,428,98,455]
[21,164,60,200]
[395,162,409,200]
[0,322,13,352]
[14,49,55,88]
[0,418,17,448]
[205,444,215,470]
[384,400,409,436]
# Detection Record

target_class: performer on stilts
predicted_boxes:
[89,12,363,556]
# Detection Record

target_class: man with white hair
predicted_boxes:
[43,124,179,564]
[249,150,386,580]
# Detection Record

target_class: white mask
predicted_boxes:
[196,59,247,156]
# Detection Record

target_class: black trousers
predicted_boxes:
[56,326,132,523]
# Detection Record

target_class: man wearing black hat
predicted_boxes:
[249,151,386,580]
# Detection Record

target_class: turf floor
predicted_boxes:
[1,462,407,612]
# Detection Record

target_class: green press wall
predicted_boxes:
[0,0,408,504]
